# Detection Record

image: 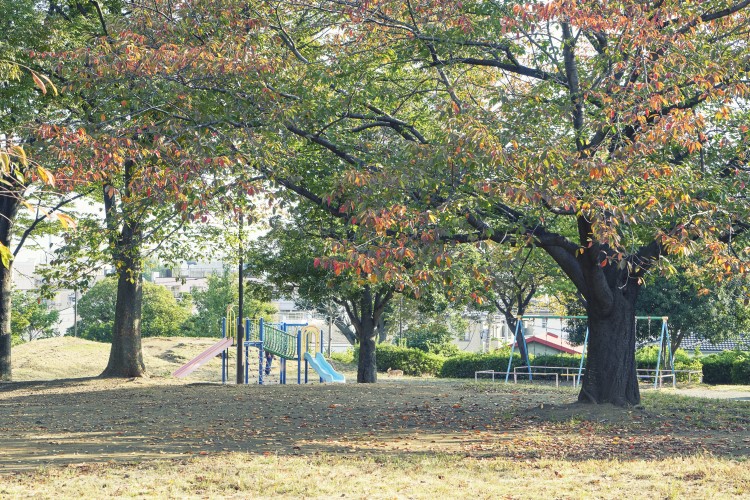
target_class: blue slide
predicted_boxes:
[304,352,346,383]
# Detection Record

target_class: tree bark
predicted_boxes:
[0,193,20,381]
[333,318,358,345]
[357,317,377,383]
[579,290,640,406]
[539,220,645,406]
[100,161,146,378]
[0,264,14,381]
[340,285,393,383]
[101,258,146,377]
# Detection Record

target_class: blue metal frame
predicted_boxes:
[576,327,589,387]
[654,318,673,388]
[221,317,227,384]
[235,318,329,386]
[505,320,531,383]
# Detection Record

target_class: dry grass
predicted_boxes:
[11,336,327,384]
[2,453,748,499]
[2,337,749,498]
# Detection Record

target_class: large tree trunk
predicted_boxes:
[101,261,145,377]
[101,161,146,378]
[341,285,393,383]
[0,263,13,381]
[0,194,20,381]
[357,317,377,383]
[579,292,640,406]
[101,215,145,377]
[541,218,645,406]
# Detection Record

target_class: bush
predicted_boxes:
[532,354,582,368]
[731,355,750,384]
[635,346,702,382]
[702,351,745,384]
[439,347,524,378]
[353,344,445,376]
[330,349,355,364]
[376,345,444,376]
[400,322,459,356]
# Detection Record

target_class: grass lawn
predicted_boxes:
[1,337,749,498]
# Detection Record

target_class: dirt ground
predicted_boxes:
[1,338,749,475]
[0,377,748,474]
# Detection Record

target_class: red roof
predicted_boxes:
[514,332,584,355]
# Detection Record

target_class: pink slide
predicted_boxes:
[172,338,233,378]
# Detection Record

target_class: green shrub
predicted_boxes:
[399,322,459,356]
[674,357,703,382]
[635,346,702,382]
[353,344,445,376]
[730,355,750,384]
[702,351,745,384]
[532,354,582,368]
[330,349,355,364]
[375,345,444,376]
[439,347,524,378]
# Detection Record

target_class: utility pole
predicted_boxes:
[73,287,78,338]
[236,213,244,384]
[327,315,332,357]
[399,295,403,340]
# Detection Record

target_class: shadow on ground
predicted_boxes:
[0,378,748,471]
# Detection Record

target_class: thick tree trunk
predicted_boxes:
[101,265,145,377]
[105,262,143,379]
[341,285,392,383]
[0,193,20,381]
[357,318,377,383]
[0,264,13,381]
[540,218,646,406]
[101,164,146,378]
[579,289,640,406]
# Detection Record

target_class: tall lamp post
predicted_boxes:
[236,213,244,384]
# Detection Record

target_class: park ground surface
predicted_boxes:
[1,337,749,498]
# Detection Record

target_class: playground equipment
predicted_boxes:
[172,337,233,379]
[493,315,674,388]
[218,313,344,385]
[174,305,345,384]
[305,352,346,383]
[175,305,236,379]
[638,316,675,388]
[504,315,588,386]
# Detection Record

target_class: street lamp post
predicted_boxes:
[236,214,244,384]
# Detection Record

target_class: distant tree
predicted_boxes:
[11,290,59,344]
[246,208,394,383]
[73,277,191,342]
[636,272,750,352]
[186,268,277,338]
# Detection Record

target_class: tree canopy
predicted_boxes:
[74,277,191,342]
[11,0,750,401]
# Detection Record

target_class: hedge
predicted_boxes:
[438,349,524,378]
[353,345,445,376]
[635,346,703,382]
[532,354,582,368]
[702,350,750,384]
[731,356,750,384]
